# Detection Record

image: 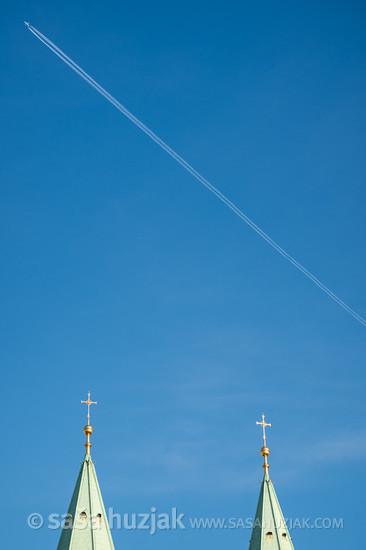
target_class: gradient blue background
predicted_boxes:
[1,1,365,549]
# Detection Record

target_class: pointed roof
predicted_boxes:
[249,415,295,550]
[57,393,115,550]
[249,474,294,550]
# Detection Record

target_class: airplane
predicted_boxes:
[24,21,30,27]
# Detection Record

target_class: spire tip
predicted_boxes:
[81,392,97,455]
[256,414,271,475]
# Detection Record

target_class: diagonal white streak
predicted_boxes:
[26,23,366,327]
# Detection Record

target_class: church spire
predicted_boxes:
[248,415,295,550]
[56,394,116,550]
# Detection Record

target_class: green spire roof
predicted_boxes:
[249,415,295,549]
[57,393,115,550]
[249,474,294,550]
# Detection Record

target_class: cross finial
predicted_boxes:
[256,413,271,445]
[81,392,97,456]
[256,414,271,476]
[81,392,97,425]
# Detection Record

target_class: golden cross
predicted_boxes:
[256,414,271,445]
[81,392,97,425]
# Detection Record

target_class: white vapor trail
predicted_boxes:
[25,22,365,327]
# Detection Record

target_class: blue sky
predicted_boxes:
[1,1,365,549]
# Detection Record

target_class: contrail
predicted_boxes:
[25,22,366,327]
